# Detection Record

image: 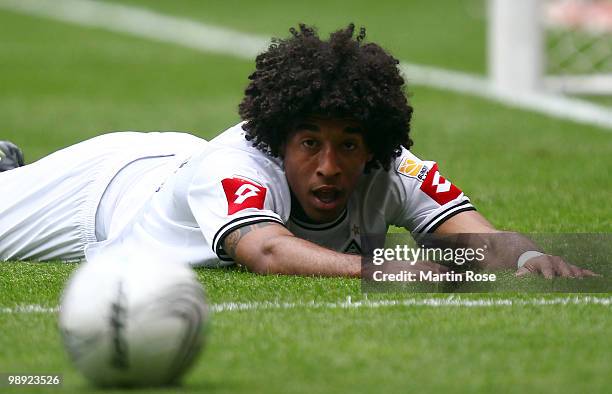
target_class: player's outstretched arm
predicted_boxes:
[435,211,598,278]
[223,222,361,277]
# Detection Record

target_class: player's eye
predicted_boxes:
[342,141,357,151]
[301,139,318,149]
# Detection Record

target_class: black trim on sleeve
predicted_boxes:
[415,200,475,234]
[425,206,476,233]
[212,215,284,261]
[212,214,281,250]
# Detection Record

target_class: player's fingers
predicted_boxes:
[567,264,584,278]
[578,268,600,278]
[569,264,597,278]
[553,258,574,278]
[515,267,531,277]
[538,261,555,279]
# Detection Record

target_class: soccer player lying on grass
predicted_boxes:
[0,24,596,279]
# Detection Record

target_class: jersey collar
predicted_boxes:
[289,191,348,231]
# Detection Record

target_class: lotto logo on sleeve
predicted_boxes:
[419,164,462,205]
[221,177,267,215]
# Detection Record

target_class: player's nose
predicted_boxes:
[316,145,341,178]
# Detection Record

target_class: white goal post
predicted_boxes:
[488,0,612,95]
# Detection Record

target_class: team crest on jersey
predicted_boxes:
[397,157,429,182]
[221,176,267,215]
[344,239,362,255]
[419,164,462,205]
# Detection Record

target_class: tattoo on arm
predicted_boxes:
[224,222,276,259]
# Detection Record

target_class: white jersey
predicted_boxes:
[86,123,474,267]
[0,132,206,262]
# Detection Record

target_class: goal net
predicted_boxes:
[489,0,612,95]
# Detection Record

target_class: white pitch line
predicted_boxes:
[0,0,269,59]
[209,296,612,312]
[399,63,612,130]
[0,304,60,314]
[1,297,610,314]
[1,0,612,129]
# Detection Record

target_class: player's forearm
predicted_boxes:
[254,234,361,277]
[225,222,361,277]
[434,211,540,269]
[473,231,542,270]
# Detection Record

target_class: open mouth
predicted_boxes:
[312,186,342,207]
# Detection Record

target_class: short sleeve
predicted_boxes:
[186,149,289,261]
[390,150,476,234]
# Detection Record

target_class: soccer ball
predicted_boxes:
[59,257,208,387]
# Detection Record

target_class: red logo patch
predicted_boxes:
[221,177,267,215]
[419,164,462,205]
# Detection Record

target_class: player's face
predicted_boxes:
[283,117,372,223]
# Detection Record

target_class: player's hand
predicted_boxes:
[515,254,599,279]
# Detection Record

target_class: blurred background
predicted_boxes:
[0,0,611,232]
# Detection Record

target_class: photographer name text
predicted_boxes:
[372,270,496,282]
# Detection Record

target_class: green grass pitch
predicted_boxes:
[0,1,611,393]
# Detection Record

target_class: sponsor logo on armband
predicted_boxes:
[419,164,462,205]
[221,176,267,215]
[397,157,429,182]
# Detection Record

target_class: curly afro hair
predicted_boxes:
[238,23,414,172]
